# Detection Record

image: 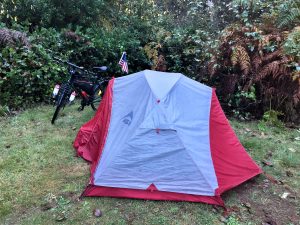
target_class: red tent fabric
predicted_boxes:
[74,70,262,206]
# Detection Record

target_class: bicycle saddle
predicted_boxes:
[93,66,107,72]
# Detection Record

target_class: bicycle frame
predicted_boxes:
[51,57,109,124]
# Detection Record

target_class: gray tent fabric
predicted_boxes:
[93,70,218,196]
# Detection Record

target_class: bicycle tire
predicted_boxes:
[51,84,70,124]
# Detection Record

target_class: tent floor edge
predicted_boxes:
[81,185,225,206]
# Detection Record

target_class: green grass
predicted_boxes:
[0,104,299,225]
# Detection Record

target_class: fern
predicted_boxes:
[283,28,300,61]
[231,45,251,75]
[153,55,167,71]
[278,1,300,28]
[143,42,160,69]
[210,24,300,123]
[0,28,30,47]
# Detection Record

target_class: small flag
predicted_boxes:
[118,52,128,73]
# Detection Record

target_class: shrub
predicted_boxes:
[208,24,300,123]
[0,43,64,109]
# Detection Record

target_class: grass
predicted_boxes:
[0,103,299,225]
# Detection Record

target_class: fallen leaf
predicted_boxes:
[262,160,273,167]
[286,171,293,177]
[242,202,251,209]
[264,173,278,184]
[288,148,296,152]
[153,208,160,213]
[263,220,277,225]
[219,216,227,223]
[40,202,55,211]
[55,212,67,221]
[265,151,273,158]
[280,192,290,199]
[230,205,240,212]
[288,194,296,199]
[94,208,102,217]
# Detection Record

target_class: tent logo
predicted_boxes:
[122,111,133,125]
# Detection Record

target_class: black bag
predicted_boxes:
[74,80,94,95]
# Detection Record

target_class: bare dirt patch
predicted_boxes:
[223,175,300,225]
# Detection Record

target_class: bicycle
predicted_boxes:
[51,56,110,124]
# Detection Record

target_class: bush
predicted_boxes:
[0,25,152,110]
[208,24,300,123]
[0,44,64,109]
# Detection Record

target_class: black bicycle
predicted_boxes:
[51,57,110,124]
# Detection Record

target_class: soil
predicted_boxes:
[222,174,300,225]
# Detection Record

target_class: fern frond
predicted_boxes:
[153,55,167,71]
[278,2,300,28]
[231,45,251,75]
[0,29,30,47]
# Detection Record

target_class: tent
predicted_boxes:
[74,70,262,206]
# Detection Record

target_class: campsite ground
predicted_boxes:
[0,104,299,225]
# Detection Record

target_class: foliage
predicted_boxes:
[0,23,154,110]
[209,24,300,123]
[0,36,64,109]
[0,28,30,47]
[1,106,300,223]
[0,0,299,124]
[0,0,109,29]
[0,105,10,116]
[283,27,300,62]
[276,0,300,29]
[226,215,241,225]
[262,110,284,128]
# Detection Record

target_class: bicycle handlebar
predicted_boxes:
[53,56,84,70]
[53,56,97,76]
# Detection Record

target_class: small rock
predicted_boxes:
[5,144,11,148]
[94,208,102,217]
[72,126,76,130]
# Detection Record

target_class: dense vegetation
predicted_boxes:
[0,0,299,123]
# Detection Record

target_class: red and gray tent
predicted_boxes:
[74,70,262,206]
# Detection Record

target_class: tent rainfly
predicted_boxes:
[74,70,262,206]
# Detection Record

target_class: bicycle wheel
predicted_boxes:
[91,84,103,111]
[51,84,70,124]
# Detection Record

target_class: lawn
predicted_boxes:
[0,104,299,225]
